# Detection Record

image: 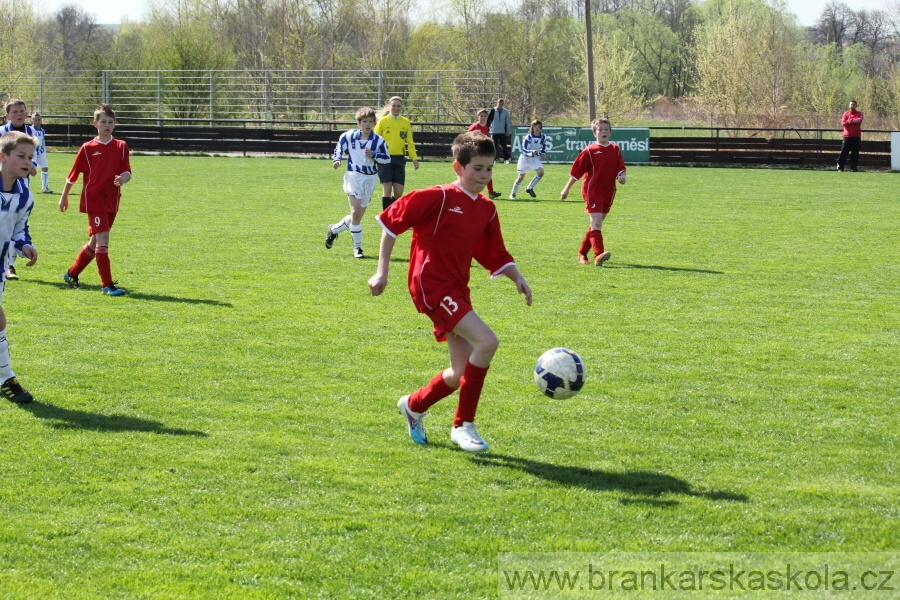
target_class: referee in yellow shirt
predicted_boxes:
[374,96,419,210]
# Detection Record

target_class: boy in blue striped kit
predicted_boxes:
[0,131,38,404]
[326,107,391,259]
[0,99,38,281]
[510,120,547,199]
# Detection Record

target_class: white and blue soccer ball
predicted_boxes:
[534,348,586,399]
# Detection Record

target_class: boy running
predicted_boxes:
[368,131,532,452]
[59,104,132,296]
[560,118,626,266]
[468,109,501,199]
[326,107,391,259]
[510,120,547,199]
[0,131,38,403]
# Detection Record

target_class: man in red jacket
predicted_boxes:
[837,100,863,172]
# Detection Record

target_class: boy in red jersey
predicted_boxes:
[59,104,132,296]
[468,110,501,199]
[368,131,532,452]
[560,118,626,266]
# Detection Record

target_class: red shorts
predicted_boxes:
[585,196,614,213]
[424,292,473,342]
[87,212,117,236]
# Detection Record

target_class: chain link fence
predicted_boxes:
[1,69,502,128]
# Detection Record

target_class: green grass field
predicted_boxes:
[1,154,897,598]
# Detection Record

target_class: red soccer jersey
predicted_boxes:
[570,142,625,213]
[468,123,490,136]
[67,137,132,214]
[377,184,515,314]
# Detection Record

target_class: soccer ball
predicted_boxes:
[534,348,586,399]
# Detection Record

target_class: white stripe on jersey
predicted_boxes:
[333,129,390,175]
[0,123,44,157]
[521,133,547,157]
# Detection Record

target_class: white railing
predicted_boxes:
[2,69,502,127]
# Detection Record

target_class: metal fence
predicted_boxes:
[1,69,502,127]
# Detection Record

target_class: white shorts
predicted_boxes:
[34,152,48,169]
[343,171,378,206]
[517,154,543,174]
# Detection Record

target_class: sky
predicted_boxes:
[40,0,149,23]
[785,0,894,25]
[39,0,895,25]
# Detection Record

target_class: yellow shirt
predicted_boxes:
[374,115,419,160]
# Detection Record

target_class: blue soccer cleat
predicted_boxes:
[398,395,428,444]
[102,282,127,296]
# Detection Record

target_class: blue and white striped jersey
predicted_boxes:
[32,127,47,156]
[0,178,34,279]
[521,132,547,157]
[333,129,390,175]
[0,123,43,158]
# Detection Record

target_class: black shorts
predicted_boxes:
[378,155,407,185]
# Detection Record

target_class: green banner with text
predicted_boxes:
[512,126,650,164]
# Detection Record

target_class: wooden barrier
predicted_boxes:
[44,124,458,159]
[43,124,892,168]
[649,136,891,168]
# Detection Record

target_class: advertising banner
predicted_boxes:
[511,126,650,164]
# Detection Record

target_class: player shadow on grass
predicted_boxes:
[472,454,747,505]
[123,292,233,306]
[608,264,723,275]
[28,279,233,306]
[18,401,208,436]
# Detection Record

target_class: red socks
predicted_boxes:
[454,362,489,427]
[69,244,95,277]
[408,362,491,426]
[579,230,591,255]
[589,229,604,257]
[408,370,457,413]
[579,229,606,258]
[95,246,113,288]
[68,244,116,288]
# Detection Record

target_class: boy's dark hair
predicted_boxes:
[4,98,26,115]
[94,104,116,121]
[452,131,495,166]
[355,106,376,122]
[477,109,489,117]
[591,118,612,134]
[530,119,543,131]
[0,131,36,155]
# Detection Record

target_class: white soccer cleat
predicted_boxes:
[451,422,489,452]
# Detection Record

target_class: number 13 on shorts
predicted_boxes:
[440,296,458,315]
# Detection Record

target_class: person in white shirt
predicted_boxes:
[30,113,52,194]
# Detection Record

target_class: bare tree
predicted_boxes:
[813,1,854,45]
[851,9,893,76]
[363,0,414,69]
